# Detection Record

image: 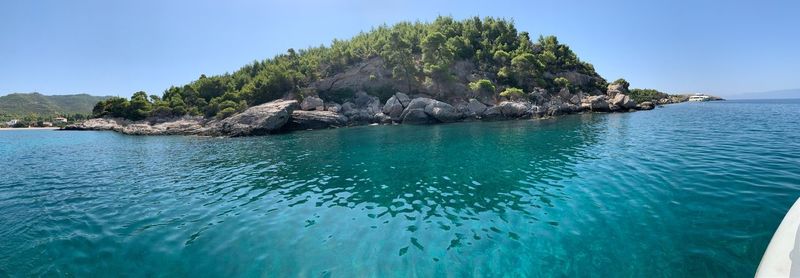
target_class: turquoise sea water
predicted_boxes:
[1,99,799,277]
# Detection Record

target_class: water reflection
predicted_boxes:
[196,115,608,254]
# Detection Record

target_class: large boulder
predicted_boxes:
[466,99,487,117]
[482,101,531,120]
[401,108,434,124]
[483,106,502,119]
[424,101,461,123]
[286,110,347,130]
[609,93,637,111]
[498,101,531,118]
[326,102,342,113]
[212,100,298,136]
[399,98,435,122]
[343,92,382,124]
[607,83,629,98]
[300,96,324,111]
[354,91,381,112]
[581,95,610,112]
[382,93,411,121]
[399,98,461,124]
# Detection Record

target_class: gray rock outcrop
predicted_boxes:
[636,101,655,110]
[382,93,411,121]
[581,95,610,112]
[343,92,382,124]
[609,93,637,111]
[211,100,298,136]
[607,83,629,98]
[483,101,532,120]
[286,110,348,130]
[300,96,324,111]
[398,98,462,124]
[466,99,487,118]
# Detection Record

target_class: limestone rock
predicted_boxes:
[636,101,655,110]
[498,101,531,118]
[300,96,324,111]
[64,118,127,131]
[286,110,347,130]
[581,95,610,112]
[212,99,298,136]
[482,101,531,120]
[326,102,342,113]
[401,108,434,124]
[424,101,461,123]
[382,93,411,121]
[609,93,637,111]
[466,99,487,117]
[607,83,629,98]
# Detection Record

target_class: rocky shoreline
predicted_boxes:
[64,86,680,137]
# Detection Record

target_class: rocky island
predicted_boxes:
[65,16,686,137]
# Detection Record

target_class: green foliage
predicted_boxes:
[611,78,630,89]
[554,77,571,88]
[126,91,152,120]
[510,53,541,90]
[216,107,237,119]
[628,88,669,103]
[421,32,453,81]
[499,87,525,99]
[90,16,610,121]
[0,93,110,116]
[469,79,496,94]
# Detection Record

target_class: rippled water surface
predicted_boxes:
[1,100,799,277]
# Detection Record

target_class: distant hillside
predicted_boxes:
[728,89,800,100]
[0,93,111,116]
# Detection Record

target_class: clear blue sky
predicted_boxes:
[2,0,798,98]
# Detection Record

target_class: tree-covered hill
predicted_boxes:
[93,16,611,120]
[0,93,111,116]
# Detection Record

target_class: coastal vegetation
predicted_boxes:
[628,88,669,103]
[92,16,609,121]
[0,93,104,126]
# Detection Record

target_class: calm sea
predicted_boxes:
[1,99,799,277]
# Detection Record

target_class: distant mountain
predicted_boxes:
[727,89,800,100]
[0,93,111,116]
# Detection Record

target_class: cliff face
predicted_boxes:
[308,57,605,105]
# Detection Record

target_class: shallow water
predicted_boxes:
[1,100,799,277]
